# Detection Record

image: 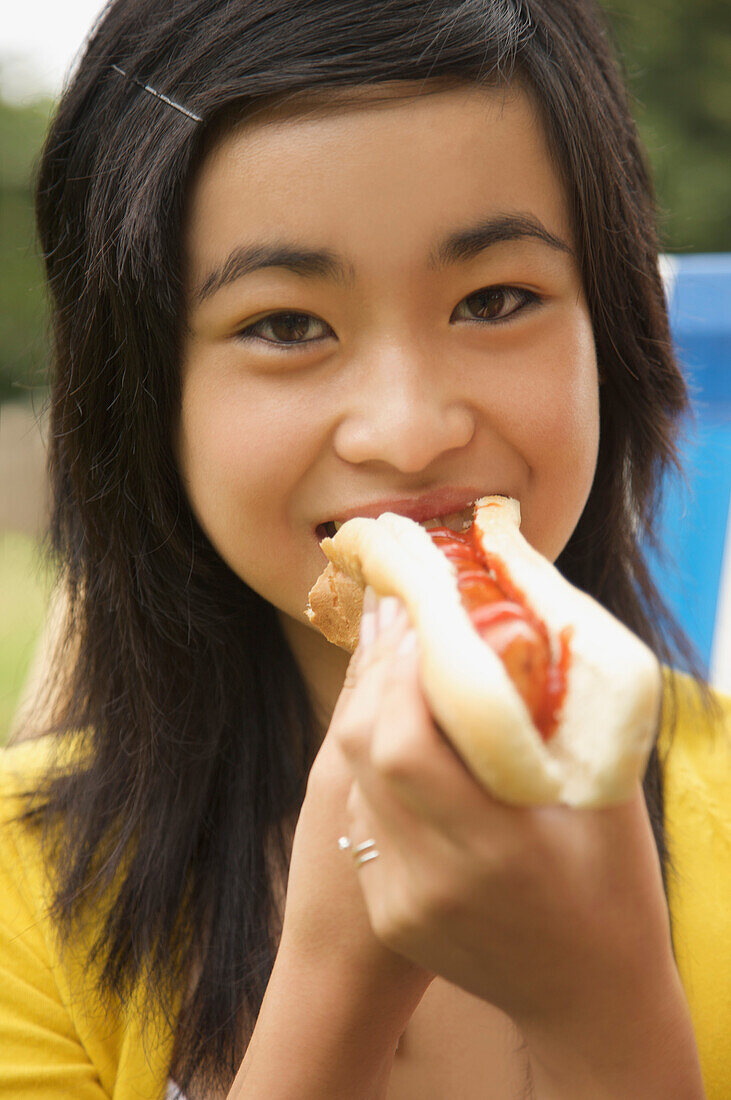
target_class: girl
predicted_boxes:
[1,1,729,1098]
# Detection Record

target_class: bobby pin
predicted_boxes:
[111,64,202,123]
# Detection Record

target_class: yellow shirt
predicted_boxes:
[0,672,729,1099]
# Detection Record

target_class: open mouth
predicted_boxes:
[315,503,478,543]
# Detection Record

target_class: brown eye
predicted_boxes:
[265,313,317,343]
[456,286,539,324]
[237,311,331,348]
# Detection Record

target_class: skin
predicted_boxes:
[177,80,600,732]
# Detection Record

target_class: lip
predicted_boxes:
[315,486,501,538]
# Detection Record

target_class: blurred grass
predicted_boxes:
[0,531,52,744]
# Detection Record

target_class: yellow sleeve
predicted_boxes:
[660,677,731,1100]
[0,739,175,1100]
[0,755,110,1097]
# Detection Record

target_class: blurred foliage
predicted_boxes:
[0,2,729,400]
[0,95,52,404]
[604,0,731,254]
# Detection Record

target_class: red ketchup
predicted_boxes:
[427,519,571,742]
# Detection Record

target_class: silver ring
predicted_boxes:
[338,835,381,867]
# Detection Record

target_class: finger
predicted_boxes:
[324,586,379,733]
[344,772,461,967]
[346,748,447,869]
[345,780,383,866]
[353,608,527,842]
[344,780,418,924]
[339,590,527,846]
[332,589,412,756]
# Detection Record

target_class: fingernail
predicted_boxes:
[360,609,377,649]
[378,596,401,631]
[396,628,418,657]
[359,586,378,648]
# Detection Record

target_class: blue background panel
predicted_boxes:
[648,422,730,671]
[645,254,730,686]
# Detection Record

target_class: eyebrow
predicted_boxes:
[192,212,573,304]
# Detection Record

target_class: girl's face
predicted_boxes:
[177,82,600,717]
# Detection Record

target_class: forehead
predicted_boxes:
[183,82,572,280]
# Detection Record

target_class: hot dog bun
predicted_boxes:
[305,496,662,807]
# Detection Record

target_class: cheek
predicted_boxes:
[176,365,321,574]
[529,368,599,462]
[539,307,598,450]
[176,370,277,536]
[511,312,600,559]
[501,309,599,466]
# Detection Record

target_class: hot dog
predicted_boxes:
[305,496,662,807]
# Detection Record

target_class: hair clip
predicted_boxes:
[111,64,202,123]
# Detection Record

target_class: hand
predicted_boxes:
[277,612,434,1009]
[335,590,680,1045]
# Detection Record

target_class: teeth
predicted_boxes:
[421,507,474,532]
[332,503,475,534]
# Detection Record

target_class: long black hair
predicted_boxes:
[16,0,718,1094]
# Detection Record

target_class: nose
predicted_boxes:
[332,350,475,472]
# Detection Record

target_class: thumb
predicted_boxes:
[327,584,380,725]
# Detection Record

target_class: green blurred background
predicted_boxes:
[1,0,730,737]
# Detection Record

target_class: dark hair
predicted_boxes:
[17,0,719,1094]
